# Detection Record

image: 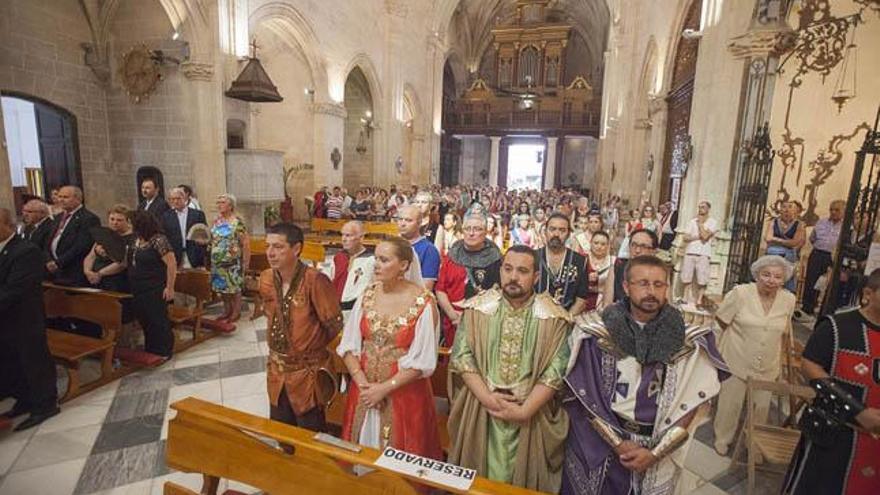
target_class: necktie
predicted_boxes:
[52,212,71,242]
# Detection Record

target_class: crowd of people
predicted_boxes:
[2,177,878,495]
[1,179,254,431]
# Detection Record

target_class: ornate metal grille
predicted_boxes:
[725,122,777,292]
[822,108,880,314]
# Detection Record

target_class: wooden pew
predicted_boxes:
[43,287,124,402]
[169,270,215,352]
[305,218,398,247]
[245,239,327,320]
[166,397,545,495]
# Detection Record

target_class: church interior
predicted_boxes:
[1,0,880,494]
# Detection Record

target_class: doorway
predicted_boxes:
[506,143,545,191]
[1,92,81,211]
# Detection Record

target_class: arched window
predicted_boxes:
[518,46,540,86]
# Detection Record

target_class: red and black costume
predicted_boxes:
[784,308,880,494]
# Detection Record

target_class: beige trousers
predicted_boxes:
[712,374,772,449]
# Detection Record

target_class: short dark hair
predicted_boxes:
[629,228,659,249]
[546,212,571,230]
[865,268,880,292]
[177,184,193,196]
[141,177,158,188]
[132,210,163,240]
[266,222,304,248]
[504,244,540,272]
[625,255,670,281]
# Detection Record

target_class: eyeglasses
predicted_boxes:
[630,242,655,250]
[629,280,668,290]
[463,226,485,233]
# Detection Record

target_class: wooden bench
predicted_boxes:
[43,287,123,402]
[245,239,327,320]
[166,397,544,495]
[305,218,398,247]
[169,269,214,352]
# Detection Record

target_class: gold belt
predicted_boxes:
[269,350,329,372]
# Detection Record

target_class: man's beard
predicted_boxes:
[631,295,662,313]
[503,282,530,300]
[547,237,565,250]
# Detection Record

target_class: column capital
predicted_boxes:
[546,136,559,144]
[181,61,215,81]
[728,26,796,59]
[489,135,503,143]
[311,101,348,119]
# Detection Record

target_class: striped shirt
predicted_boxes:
[810,218,842,253]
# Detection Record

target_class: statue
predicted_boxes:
[331,147,342,170]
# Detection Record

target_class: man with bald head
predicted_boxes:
[20,199,53,252]
[46,186,100,286]
[329,220,374,317]
[397,205,440,290]
[0,208,59,430]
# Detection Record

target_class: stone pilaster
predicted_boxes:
[311,101,347,189]
[489,136,502,187]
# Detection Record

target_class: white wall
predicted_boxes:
[1,96,40,187]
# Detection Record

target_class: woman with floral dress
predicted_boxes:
[210,193,250,322]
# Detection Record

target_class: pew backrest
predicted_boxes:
[167,397,545,495]
[43,288,122,341]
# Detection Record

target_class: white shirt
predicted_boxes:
[144,197,155,210]
[51,205,82,258]
[684,217,717,257]
[175,208,188,248]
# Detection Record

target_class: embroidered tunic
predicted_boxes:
[783,309,880,495]
[337,284,442,460]
[450,291,571,487]
[259,264,343,415]
[536,248,590,311]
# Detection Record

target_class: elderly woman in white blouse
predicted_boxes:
[712,255,796,456]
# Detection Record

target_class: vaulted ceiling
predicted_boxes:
[447,0,610,76]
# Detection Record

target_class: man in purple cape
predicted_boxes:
[561,255,729,495]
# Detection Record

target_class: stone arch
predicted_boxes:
[342,54,384,123]
[342,67,375,190]
[99,0,211,56]
[249,2,329,101]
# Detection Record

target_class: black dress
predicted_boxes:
[92,233,136,293]
[128,235,174,358]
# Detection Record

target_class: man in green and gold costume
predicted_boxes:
[448,244,572,492]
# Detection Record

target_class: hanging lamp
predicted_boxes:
[225,39,283,103]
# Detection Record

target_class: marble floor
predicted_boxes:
[0,309,803,495]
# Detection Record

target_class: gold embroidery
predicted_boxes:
[497,305,528,385]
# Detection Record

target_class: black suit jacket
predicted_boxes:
[49,207,101,286]
[161,207,207,267]
[0,236,44,334]
[21,218,53,254]
[0,235,57,408]
[139,197,170,218]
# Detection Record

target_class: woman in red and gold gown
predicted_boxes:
[337,238,442,460]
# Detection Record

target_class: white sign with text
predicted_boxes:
[373,446,477,491]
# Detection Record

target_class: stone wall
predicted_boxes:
[106,0,194,208]
[766,2,880,227]
[0,0,114,214]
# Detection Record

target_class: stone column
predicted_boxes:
[488,136,502,187]
[0,103,13,211]
[426,34,448,184]
[544,136,559,190]
[182,60,226,217]
[311,101,347,189]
